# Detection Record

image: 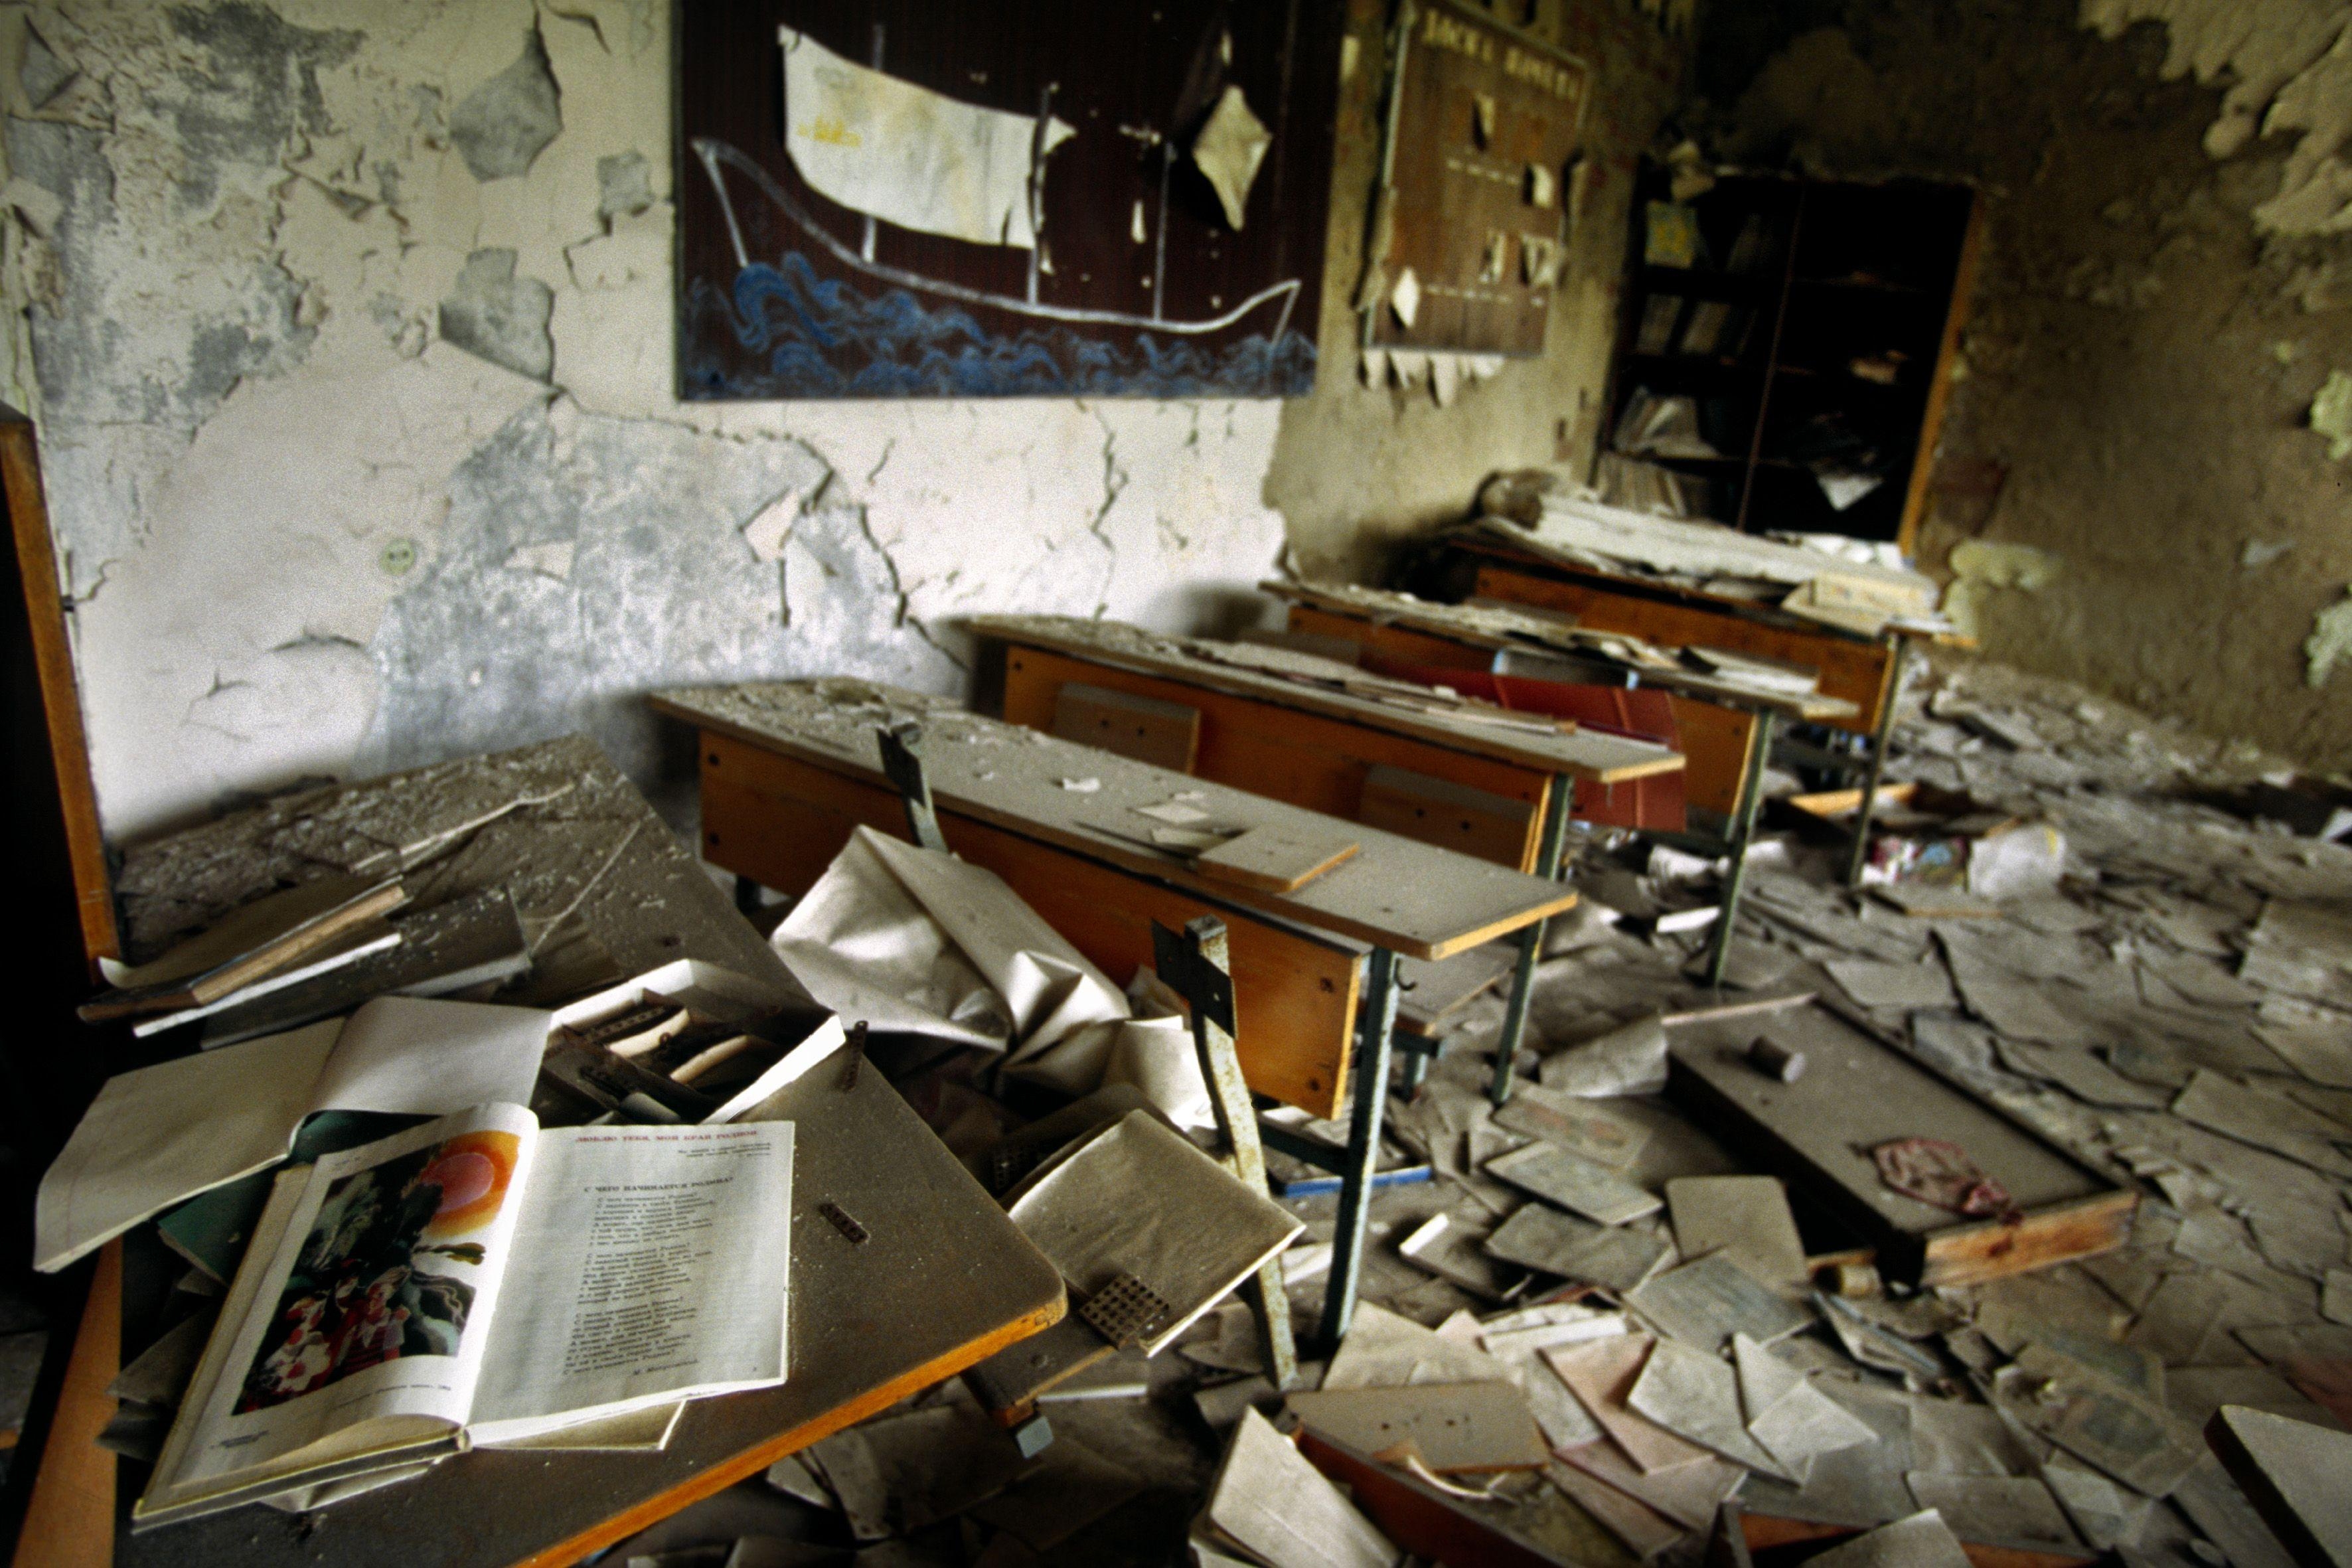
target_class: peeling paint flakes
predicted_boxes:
[2307,587,2352,686]
[1945,540,2063,639]
[2312,368,2352,457]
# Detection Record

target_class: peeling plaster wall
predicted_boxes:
[1703,0,2352,771]
[3,0,1684,840]
[1269,0,1687,582]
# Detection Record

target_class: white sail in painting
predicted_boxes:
[778,27,1074,250]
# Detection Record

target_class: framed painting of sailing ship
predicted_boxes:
[1365,0,1591,358]
[677,1,1344,400]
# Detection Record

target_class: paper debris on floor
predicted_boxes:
[1199,1409,1399,1568]
[1664,1176,1808,1292]
[1626,1252,1812,1352]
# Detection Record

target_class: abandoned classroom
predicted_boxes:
[6,0,2352,1565]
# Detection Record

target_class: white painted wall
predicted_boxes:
[3,0,1289,838]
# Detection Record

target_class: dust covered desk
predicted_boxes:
[653,678,1581,1342]
[22,738,1063,1568]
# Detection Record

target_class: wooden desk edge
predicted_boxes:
[519,1293,1064,1568]
[11,1241,119,1568]
[967,622,1675,783]
[1263,587,1852,729]
[656,701,1570,962]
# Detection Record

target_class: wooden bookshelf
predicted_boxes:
[1603,170,1980,550]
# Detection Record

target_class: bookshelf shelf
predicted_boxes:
[1603,170,1981,549]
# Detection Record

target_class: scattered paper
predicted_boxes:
[1482,1140,1660,1225]
[1483,1203,1668,1292]
[1804,1510,1974,1568]
[1626,1253,1812,1353]
[1664,1176,1808,1293]
[1626,1336,1796,1480]
[1202,1409,1397,1568]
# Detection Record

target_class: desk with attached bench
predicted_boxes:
[13,737,1065,1568]
[1262,580,1857,990]
[1437,529,1956,890]
[651,679,1580,1348]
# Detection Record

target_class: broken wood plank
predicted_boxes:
[1194,824,1361,894]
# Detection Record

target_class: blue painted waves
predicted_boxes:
[682,253,1316,399]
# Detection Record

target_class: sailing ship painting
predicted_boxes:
[676,3,1340,400]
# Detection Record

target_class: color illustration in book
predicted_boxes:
[234,1131,518,1413]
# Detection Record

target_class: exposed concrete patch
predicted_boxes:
[447,21,562,182]
[439,248,554,382]
[359,396,950,815]
[595,150,651,220]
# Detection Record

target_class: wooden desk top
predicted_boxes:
[963,613,1684,785]
[125,1055,1062,1568]
[653,680,1580,961]
[1451,530,1969,648]
[75,738,1061,1568]
[1266,580,1861,724]
[108,734,787,998]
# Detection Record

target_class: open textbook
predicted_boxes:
[35,997,553,1273]
[136,1103,794,1528]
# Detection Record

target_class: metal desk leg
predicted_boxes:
[1703,710,1778,988]
[1843,641,1913,888]
[1154,917,1298,1391]
[1488,774,1575,1108]
[1398,1042,1430,1096]
[1319,947,1402,1354]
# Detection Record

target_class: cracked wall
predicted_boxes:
[5,0,1682,840]
[1701,0,2352,772]
[1268,0,1687,582]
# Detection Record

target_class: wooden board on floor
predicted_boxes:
[970,612,1682,783]
[124,1048,1064,1568]
[657,680,1579,963]
[1460,550,1897,735]
[1665,1003,2136,1287]
[698,732,1364,1116]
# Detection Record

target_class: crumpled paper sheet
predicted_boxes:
[770,826,1210,1127]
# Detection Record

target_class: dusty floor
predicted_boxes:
[596,651,2352,1567]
